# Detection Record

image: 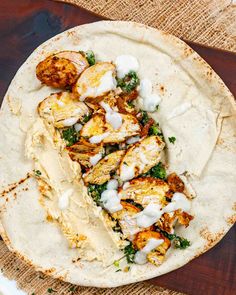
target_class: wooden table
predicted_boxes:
[0,1,235,294]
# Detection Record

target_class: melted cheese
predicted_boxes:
[115,55,139,78]
[134,238,164,264]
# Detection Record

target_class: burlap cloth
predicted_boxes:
[1,0,235,294]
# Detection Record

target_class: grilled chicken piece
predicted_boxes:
[67,138,104,168]
[119,177,169,207]
[167,173,185,193]
[38,92,90,128]
[119,136,165,181]
[112,201,143,240]
[74,62,117,102]
[133,231,171,266]
[80,113,141,144]
[83,150,125,184]
[36,51,89,88]
[157,210,194,234]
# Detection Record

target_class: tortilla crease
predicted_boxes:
[0,21,235,287]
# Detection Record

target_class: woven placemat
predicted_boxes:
[0,240,182,294]
[1,0,235,294]
[63,0,236,52]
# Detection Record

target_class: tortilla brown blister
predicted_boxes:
[0,21,235,287]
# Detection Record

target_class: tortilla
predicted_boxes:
[0,21,235,287]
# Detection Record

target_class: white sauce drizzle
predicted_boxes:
[100,102,122,130]
[122,181,130,190]
[135,193,191,228]
[139,78,162,112]
[126,136,140,145]
[74,123,83,132]
[89,153,103,166]
[134,238,164,264]
[120,164,135,182]
[115,55,139,79]
[58,188,74,210]
[100,189,123,213]
[89,132,110,144]
[107,179,119,190]
[62,117,78,127]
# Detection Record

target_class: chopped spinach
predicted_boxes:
[162,232,190,249]
[123,242,137,263]
[62,126,79,147]
[117,71,140,93]
[144,162,166,180]
[87,182,107,206]
[86,50,96,66]
[168,136,176,144]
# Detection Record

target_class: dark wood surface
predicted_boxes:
[0,1,235,294]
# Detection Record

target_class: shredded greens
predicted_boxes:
[62,126,79,147]
[163,232,190,249]
[117,71,140,93]
[87,182,107,206]
[124,242,137,263]
[34,170,41,177]
[144,162,167,180]
[86,50,96,66]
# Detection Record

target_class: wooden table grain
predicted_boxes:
[0,1,235,294]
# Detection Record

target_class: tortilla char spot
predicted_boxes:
[200,227,225,251]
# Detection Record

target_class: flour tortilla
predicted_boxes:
[0,21,235,287]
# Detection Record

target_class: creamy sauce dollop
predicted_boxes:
[89,132,110,144]
[100,102,122,130]
[139,79,162,112]
[115,55,139,78]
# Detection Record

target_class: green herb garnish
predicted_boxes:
[124,242,137,263]
[34,170,41,177]
[168,136,176,144]
[138,110,149,126]
[83,114,91,123]
[117,71,140,93]
[87,182,107,206]
[69,286,77,292]
[148,124,161,136]
[115,269,122,272]
[62,126,78,147]
[144,162,166,180]
[86,50,96,66]
[162,232,190,249]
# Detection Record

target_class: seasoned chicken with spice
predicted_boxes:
[83,150,125,184]
[119,136,165,181]
[38,92,90,128]
[36,51,89,88]
[119,177,170,207]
